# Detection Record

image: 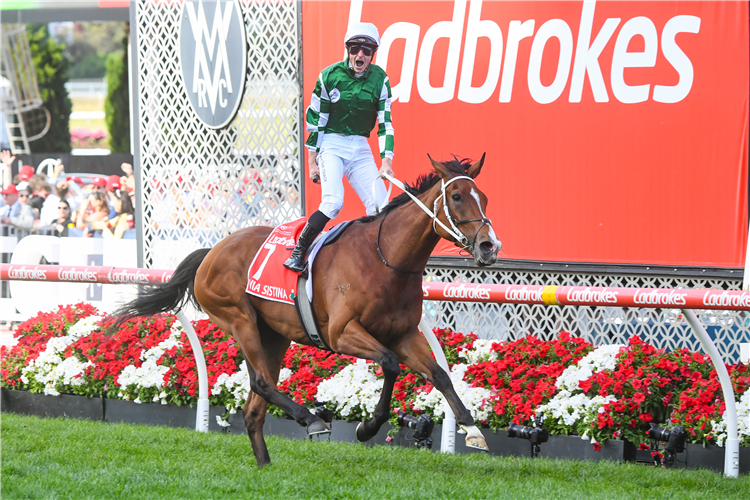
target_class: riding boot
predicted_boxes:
[284,222,323,272]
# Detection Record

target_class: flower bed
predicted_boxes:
[2,304,749,452]
[70,127,107,148]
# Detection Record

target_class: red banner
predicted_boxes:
[302,0,749,267]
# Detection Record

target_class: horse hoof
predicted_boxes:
[465,435,489,452]
[355,421,373,442]
[307,419,331,436]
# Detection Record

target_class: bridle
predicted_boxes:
[378,172,494,254]
[431,175,492,250]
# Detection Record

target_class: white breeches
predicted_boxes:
[317,134,388,219]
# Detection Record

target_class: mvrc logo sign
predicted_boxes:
[179,0,247,129]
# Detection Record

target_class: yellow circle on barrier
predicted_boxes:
[542,285,559,305]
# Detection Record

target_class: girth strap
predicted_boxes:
[294,273,330,350]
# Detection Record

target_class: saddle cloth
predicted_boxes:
[245,218,353,305]
[246,218,305,305]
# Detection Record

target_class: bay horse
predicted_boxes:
[113,155,501,467]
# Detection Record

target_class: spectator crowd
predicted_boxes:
[0,150,136,239]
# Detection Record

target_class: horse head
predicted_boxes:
[428,154,501,266]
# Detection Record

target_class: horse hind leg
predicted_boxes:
[205,309,328,465]
[240,321,292,467]
[243,356,329,437]
[243,391,271,466]
[230,308,329,433]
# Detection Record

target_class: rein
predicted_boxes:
[373,210,423,274]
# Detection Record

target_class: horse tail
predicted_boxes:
[109,248,211,329]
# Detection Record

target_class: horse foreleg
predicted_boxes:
[357,362,399,442]
[331,322,401,442]
[393,331,489,452]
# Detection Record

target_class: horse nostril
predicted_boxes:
[479,241,494,255]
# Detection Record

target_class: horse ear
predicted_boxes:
[428,154,451,179]
[467,153,486,179]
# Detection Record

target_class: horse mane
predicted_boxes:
[356,156,473,223]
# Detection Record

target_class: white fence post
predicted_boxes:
[175,309,209,433]
[681,309,740,478]
[419,315,455,454]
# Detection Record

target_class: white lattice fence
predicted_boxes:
[134,0,301,271]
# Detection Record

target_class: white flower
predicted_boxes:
[458,339,498,365]
[412,364,493,422]
[215,415,231,428]
[116,330,182,399]
[537,389,617,428]
[21,325,95,395]
[710,387,750,447]
[117,360,170,390]
[316,359,382,418]
[211,362,250,410]
[555,344,623,392]
[278,368,292,384]
[535,347,623,430]
[67,315,102,340]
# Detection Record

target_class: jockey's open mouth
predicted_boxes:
[354,56,367,71]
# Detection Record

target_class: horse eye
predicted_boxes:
[451,193,461,202]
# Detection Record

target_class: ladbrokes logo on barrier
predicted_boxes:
[107,269,151,285]
[567,287,619,305]
[58,268,97,283]
[504,285,543,303]
[702,291,750,309]
[179,0,247,129]
[634,289,687,306]
[8,266,46,281]
[442,283,491,300]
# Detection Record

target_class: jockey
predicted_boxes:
[284,22,394,272]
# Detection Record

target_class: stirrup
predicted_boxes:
[284,254,306,273]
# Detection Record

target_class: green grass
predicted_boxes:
[1,413,747,500]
